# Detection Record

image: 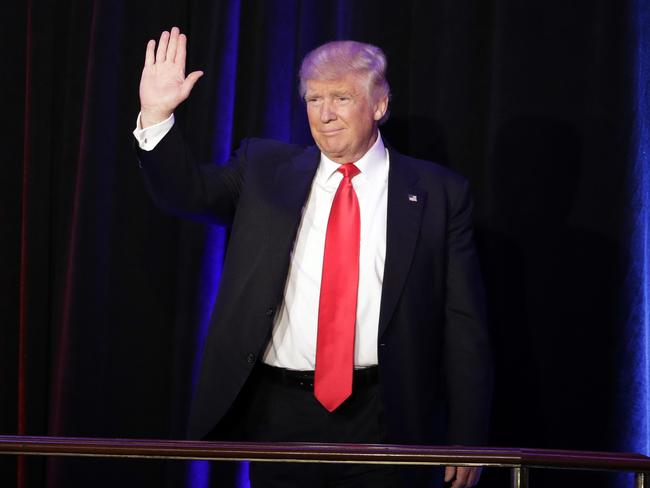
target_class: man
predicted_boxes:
[134,27,492,488]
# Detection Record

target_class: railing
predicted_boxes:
[1,435,649,487]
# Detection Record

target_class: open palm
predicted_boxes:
[139,27,203,128]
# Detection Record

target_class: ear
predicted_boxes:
[373,95,389,122]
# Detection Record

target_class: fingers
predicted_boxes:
[445,466,456,482]
[451,466,468,488]
[167,26,180,63]
[152,27,185,65]
[144,39,155,67]
[155,30,170,63]
[180,70,204,99]
[176,33,187,70]
[445,466,482,488]
[467,467,482,486]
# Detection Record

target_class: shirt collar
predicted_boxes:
[317,131,388,186]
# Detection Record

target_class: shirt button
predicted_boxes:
[246,353,256,364]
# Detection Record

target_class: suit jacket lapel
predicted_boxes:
[378,149,425,339]
[264,143,423,340]
[266,146,320,268]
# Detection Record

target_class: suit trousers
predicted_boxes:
[210,363,406,488]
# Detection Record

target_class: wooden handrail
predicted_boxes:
[0,435,649,473]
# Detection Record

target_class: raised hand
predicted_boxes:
[139,27,204,128]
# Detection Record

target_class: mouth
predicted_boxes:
[319,128,344,136]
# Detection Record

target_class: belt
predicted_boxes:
[258,363,378,390]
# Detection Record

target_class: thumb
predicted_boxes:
[180,70,204,99]
[444,466,456,482]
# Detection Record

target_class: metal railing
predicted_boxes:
[1,435,649,487]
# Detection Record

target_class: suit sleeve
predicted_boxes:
[443,178,493,445]
[135,123,246,225]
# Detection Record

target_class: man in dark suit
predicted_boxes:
[134,27,492,488]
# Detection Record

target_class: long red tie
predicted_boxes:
[315,163,361,412]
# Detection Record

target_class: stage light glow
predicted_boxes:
[625,0,650,466]
[188,1,243,487]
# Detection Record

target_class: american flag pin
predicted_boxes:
[408,194,418,203]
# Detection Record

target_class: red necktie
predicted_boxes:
[314,163,361,412]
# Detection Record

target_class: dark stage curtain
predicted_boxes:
[2,1,640,487]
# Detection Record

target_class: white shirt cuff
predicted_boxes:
[133,113,175,151]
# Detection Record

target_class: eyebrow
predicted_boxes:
[306,89,355,98]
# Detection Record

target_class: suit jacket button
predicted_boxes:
[246,353,256,364]
[265,308,274,316]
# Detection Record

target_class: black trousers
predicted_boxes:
[209,364,437,488]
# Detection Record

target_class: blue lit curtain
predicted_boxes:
[622,0,650,460]
[2,1,646,487]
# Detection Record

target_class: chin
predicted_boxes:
[325,149,348,162]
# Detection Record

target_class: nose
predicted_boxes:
[320,100,336,123]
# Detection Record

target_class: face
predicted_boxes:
[304,74,388,164]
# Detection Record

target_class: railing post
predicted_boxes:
[637,472,646,488]
[511,466,529,488]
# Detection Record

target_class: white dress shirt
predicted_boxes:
[132,113,175,150]
[262,135,389,370]
[134,115,389,370]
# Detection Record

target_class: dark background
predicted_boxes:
[1,0,642,487]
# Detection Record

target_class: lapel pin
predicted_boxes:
[408,194,418,203]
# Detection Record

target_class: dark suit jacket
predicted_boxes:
[137,124,493,446]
